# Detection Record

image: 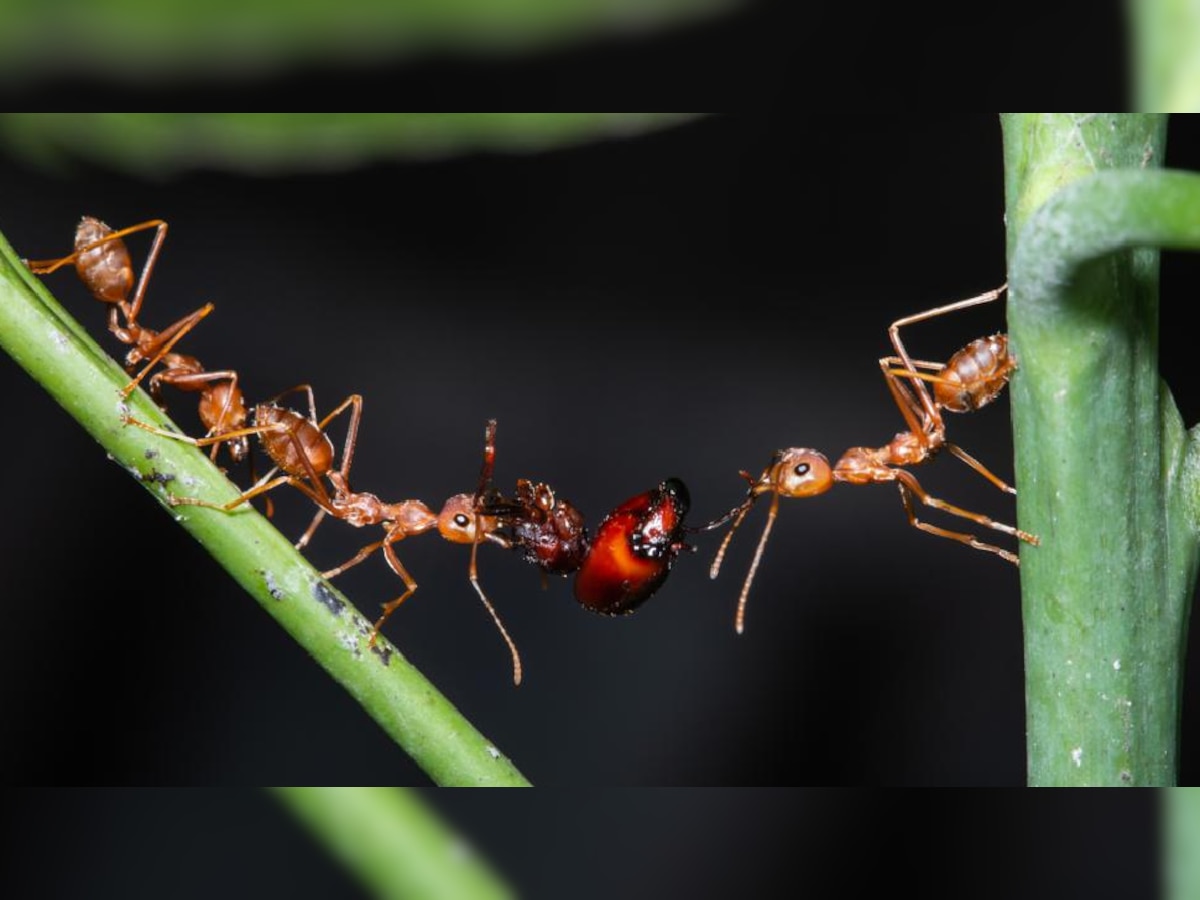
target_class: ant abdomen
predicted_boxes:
[254,403,335,477]
[73,217,134,304]
[935,333,1013,413]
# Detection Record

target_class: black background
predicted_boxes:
[4,111,1200,794]
[0,788,1163,899]
[0,3,1181,892]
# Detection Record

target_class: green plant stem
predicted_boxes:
[1167,788,1200,899]
[1002,113,1200,785]
[0,226,531,787]
[273,788,517,900]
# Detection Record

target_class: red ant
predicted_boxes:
[144,387,547,684]
[25,218,250,467]
[707,284,1040,634]
[141,386,474,660]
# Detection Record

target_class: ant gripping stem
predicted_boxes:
[707,285,1039,634]
[25,218,215,399]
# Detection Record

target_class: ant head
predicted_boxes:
[765,448,833,499]
[437,493,498,545]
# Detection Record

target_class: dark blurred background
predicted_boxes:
[6,110,1197,794]
[0,788,1162,898]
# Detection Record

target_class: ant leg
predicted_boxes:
[119,220,169,325]
[125,417,294,517]
[880,356,952,389]
[269,384,319,422]
[897,484,1019,565]
[944,442,1017,495]
[294,394,363,552]
[893,470,1039,560]
[366,541,421,648]
[880,355,944,450]
[887,284,1008,366]
[295,510,328,552]
[122,302,215,397]
[170,474,297,513]
[121,415,268,450]
[323,540,387,581]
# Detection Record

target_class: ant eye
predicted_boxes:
[794,463,810,477]
[454,513,470,527]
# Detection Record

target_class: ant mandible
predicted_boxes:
[708,284,1041,634]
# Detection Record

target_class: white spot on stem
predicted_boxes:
[1071,747,1083,767]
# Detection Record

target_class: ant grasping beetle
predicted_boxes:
[432,420,695,678]
[27,218,205,398]
[707,284,1041,634]
[444,420,694,618]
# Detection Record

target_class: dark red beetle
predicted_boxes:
[573,477,692,615]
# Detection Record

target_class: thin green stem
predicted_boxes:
[1002,113,1200,785]
[273,788,517,900]
[0,226,531,787]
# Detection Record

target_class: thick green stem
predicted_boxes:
[0,227,531,787]
[273,788,517,899]
[1002,113,1200,785]
[1167,788,1200,899]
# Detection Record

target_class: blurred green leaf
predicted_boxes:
[0,113,707,176]
[0,0,740,81]
[1130,0,1200,110]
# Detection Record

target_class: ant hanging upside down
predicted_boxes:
[706,284,1041,634]
[26,217,252,470]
